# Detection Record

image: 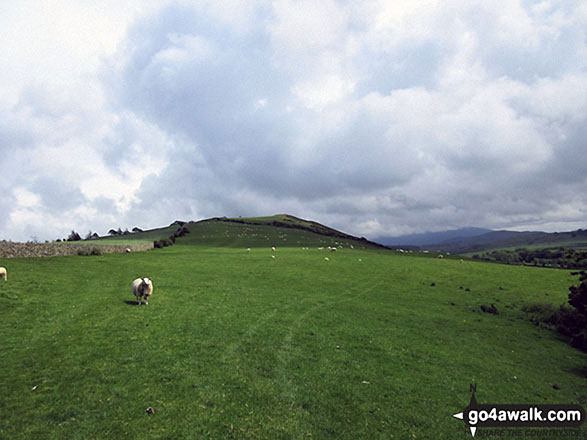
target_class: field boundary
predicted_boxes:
[0,241,154,259]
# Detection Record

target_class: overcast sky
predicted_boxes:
[1,0,586,242]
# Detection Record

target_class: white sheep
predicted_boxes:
[132,278,153,305]
[271,246,276,252]
[0,267,6,281]
[324,257,330,261]
[125,248,132,253]
[330,247,337,252]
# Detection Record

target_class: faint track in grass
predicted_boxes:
[274,270,387,422]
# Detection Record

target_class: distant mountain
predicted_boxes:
[375,227,492,247]
[434,229,587,254]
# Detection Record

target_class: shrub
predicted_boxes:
[154,238,173,248]
[523,278,587,352]
[175,226,190,238]
[564,280,587,351]
[77,247,102,256]
[479,303,499,315]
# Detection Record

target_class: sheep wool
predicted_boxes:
[132,278,153,305]
[0,267,6,281]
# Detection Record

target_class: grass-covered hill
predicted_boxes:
[0,216,585,439]
[96,214,387,251]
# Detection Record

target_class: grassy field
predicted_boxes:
[0,220,586,439]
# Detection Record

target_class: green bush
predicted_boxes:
[154,238,173,248]
[77,247,102,256]
[522,278,587,352]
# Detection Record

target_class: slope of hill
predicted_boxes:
[179,215,388,250]
[89,214,388,250]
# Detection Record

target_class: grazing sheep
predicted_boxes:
[132,278,153,305]
[437,254,444,259]
[271,246,276,252]
[329,247,337,252]
[0,267,6,281]
[125,248,132,253]
[459,259,464,263]
[324,257,330,261]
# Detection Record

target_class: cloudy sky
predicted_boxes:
[1,0,586,242]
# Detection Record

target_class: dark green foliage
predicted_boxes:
[85,231,99,240]
[476,247,587,269]
[77,247,102,256]
[565,280,587,351]
[480,303,499,315]
[174,226,190,238]
[522,275,587,352]
[67,230,81,241]
[154,238,173,248]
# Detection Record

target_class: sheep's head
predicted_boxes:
[142,278,152,287]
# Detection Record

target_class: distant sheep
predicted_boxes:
[437,255,444,259]
[0,267,6,281]
[324,257,330,261]
[125,248,132,253]
[271,246,276,252]
[132,278,153,305]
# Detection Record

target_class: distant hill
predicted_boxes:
[433,229,587,254]
[93,214,388,250]
[187,214,389,249]
[375,227,492,247]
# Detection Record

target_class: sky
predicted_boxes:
[1,0,586,242]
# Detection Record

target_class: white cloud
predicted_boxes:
[1,0,586,241]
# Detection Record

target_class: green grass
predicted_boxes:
[92,225,182,244]
[1,225,586,439]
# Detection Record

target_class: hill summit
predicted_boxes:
[98,214,388,250]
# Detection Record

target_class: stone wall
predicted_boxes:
[0,241,154,259]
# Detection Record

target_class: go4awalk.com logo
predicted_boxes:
[453,385,585,438]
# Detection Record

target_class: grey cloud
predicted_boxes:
[31,177,87,211]
[108,0,587,238]
[1,1,580,242]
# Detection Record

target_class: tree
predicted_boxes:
[67,230,82,242]
[564,280,587,351]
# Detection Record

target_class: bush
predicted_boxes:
[154,238,173,249]
[174,226,190,238]
[480,303,499,315]
[77,247,102,256]
[523,279,587,352]
[565,281,587,351]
